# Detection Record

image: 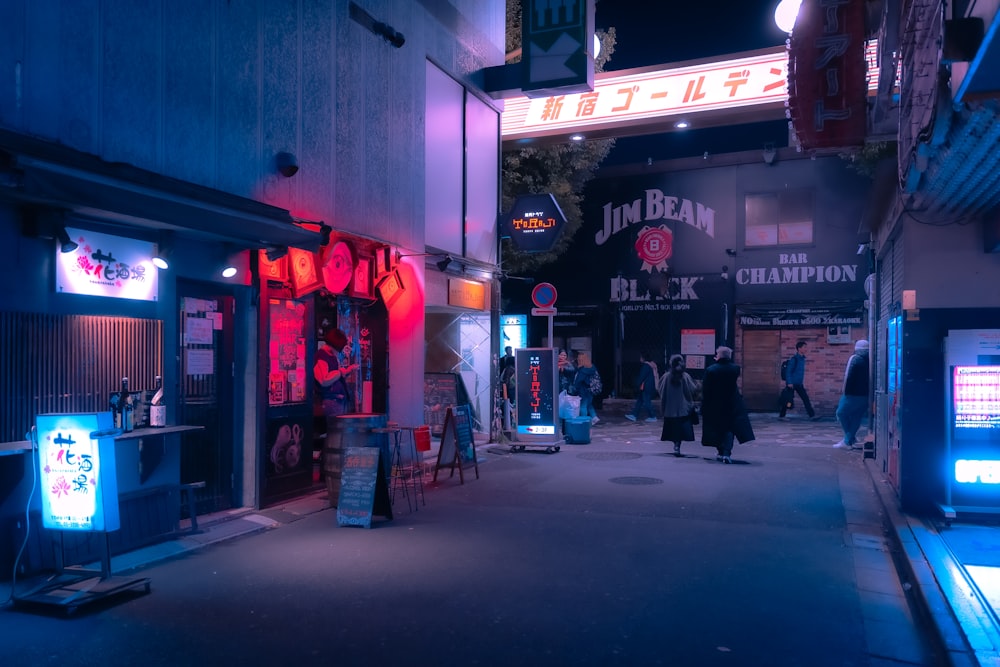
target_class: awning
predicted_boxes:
[0,130,322,251]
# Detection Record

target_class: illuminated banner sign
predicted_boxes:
[56,227,158,301]
[502,42,885,143]
[515,348,558,437]
[502,193,567,253]
[36,412,120,532]
[787,0,868,150]
[503,48,789,141]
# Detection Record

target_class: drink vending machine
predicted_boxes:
[941,329,1000,519]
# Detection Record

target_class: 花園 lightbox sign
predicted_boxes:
[56,227,158,301]
[36,412,120,532]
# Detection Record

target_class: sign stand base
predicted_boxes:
[13,532,151,615]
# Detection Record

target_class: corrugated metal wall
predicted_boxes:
[0,312,163,443]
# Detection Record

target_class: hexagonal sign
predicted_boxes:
[502,193,568,253]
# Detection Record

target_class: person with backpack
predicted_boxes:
[626,350,659,422]
[571,351,601,425]
[778,340,819,421]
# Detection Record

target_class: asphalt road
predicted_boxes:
[2,413,944,667]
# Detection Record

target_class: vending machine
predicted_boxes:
[941,329,1000,518]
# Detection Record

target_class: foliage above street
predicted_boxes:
[501,1,617,276]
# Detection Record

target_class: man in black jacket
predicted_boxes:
[834,340,870,449]
[701,346,755,463]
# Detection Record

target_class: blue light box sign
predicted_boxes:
[36,412,120,532]
[955,460,1000,485]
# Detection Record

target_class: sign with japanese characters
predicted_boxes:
[787,0,868,150]
[503,47,789,141]
[514,348,559,437]
[36,412,121,532]
[56,227,158,301]
[502,193,567,252]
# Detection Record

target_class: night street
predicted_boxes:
[3,413,941,667]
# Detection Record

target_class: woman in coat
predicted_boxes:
[658,354,697,455]
[700,346,755,463]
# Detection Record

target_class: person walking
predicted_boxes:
[658,354,697,455]
[700,346,755,463]
[834,340,870,449]
[571,351,601,425]
[499,346,515,379]
[779,340,819,420]
[626,350,659,422]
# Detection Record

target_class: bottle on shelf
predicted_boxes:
[150,375,166,428]
[118,377,134,433]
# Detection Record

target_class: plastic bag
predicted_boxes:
[559,390,581,419]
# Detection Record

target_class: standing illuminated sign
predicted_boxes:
[56,227,158,301]
[36,412,120,532]
[515,348,558,437]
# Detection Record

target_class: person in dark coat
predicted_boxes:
[626,350,659,422]
[658,354,697,455]
[571,351,600,425]
[700,346,755,463]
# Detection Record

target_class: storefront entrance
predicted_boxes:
[177,281,236,516]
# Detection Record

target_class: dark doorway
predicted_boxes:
[177,280,236,515]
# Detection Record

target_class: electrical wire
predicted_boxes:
[1,427,38,607]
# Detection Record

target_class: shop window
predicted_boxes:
[744,190,814,247]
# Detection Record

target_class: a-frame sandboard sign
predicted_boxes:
[433,405,479,484]
[337,446,393,528]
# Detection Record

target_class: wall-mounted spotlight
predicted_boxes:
[435,255,465,273]
[152,232,174,269]
[275,152,299,178]
[725,248,737,257]
[265,246,289,262]
[762,143,777,166]
[57,225,78,253]
[152,246,172,269]
[721,265,729,281]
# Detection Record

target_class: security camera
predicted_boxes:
[275,152,299,178]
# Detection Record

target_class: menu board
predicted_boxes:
[424,373,459,436]
[337,447,392,528]
[433,405,479,484]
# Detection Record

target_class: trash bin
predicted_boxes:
[564,417,592,444]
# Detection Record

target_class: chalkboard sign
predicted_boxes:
[433,405,479,484]
[337,446,392,528]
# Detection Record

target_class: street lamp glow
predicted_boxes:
[774,0,802,33]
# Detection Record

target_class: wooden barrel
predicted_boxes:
[323,413,388,507]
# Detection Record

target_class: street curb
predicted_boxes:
[864,458,979,667]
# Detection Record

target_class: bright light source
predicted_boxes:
[570,134,585,141]
[674,120,690,129]
[221,265,238,278]
[774,0,802,33]
[593,33,601,59]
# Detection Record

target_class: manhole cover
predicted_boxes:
[610,476,664,485]
[577,452,642,461]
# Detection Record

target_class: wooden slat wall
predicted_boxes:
[0,312,163,443]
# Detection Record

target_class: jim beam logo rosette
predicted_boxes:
[634,225,673,274]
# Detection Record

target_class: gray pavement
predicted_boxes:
[1,401,997,666]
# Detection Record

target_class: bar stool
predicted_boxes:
[397,426,426,509]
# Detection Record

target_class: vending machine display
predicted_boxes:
[952,365,1000,436]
